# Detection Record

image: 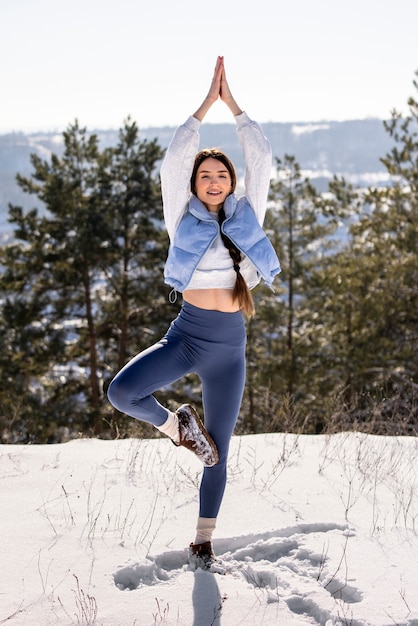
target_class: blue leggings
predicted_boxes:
[107,302,247,518]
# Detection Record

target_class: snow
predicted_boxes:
[291,124,331,136]
[1,431,418,626]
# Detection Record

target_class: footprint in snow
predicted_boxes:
[113,521,363,621]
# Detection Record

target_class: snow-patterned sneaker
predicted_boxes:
[173,404,219,467]
[189,541,224,573]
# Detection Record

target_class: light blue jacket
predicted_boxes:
[164,193,281,292]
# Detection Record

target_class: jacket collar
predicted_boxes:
[188,194,237,221]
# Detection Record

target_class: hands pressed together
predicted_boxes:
[193,56,243,121]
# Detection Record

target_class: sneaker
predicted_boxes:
[173,404,219,467]
[189,541,222,572]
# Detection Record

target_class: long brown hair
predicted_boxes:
[218,206,255,318]
[191,149,255,318]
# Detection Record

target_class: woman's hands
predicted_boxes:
[219,59,242,116]
[193,56,242,121]
[207,55,224,106]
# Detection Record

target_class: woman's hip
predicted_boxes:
[167,301,246,346]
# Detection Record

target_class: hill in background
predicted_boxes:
[0,118,393,238]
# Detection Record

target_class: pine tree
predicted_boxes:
[349,76,418,428]
[304,177,366,426]
[0,120,167,440]
[305,74,418,432]
[99,119,169,373]
[95,119,173,434]
[242,155,339,433]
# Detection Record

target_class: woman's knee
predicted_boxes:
[208,427,234,466]
[107,351,149,411]
[107,373,133,414]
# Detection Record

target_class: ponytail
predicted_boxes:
[218,207,255,318]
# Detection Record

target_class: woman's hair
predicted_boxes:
[190,149,254,318]
[218,207,255,318]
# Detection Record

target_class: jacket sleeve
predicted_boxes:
[160,116,201,242]
[235,112,272,226]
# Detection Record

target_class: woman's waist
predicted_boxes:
[183,288,239,313]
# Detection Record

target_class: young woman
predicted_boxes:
[107,56,280,570]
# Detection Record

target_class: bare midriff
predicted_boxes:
[183,288,240,313]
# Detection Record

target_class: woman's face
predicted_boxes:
[194,157,232,212]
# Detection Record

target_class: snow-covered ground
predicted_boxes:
[1,431,417,625]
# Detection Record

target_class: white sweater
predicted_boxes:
[160,112,272,290]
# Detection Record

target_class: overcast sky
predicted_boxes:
[1,0,417,133]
